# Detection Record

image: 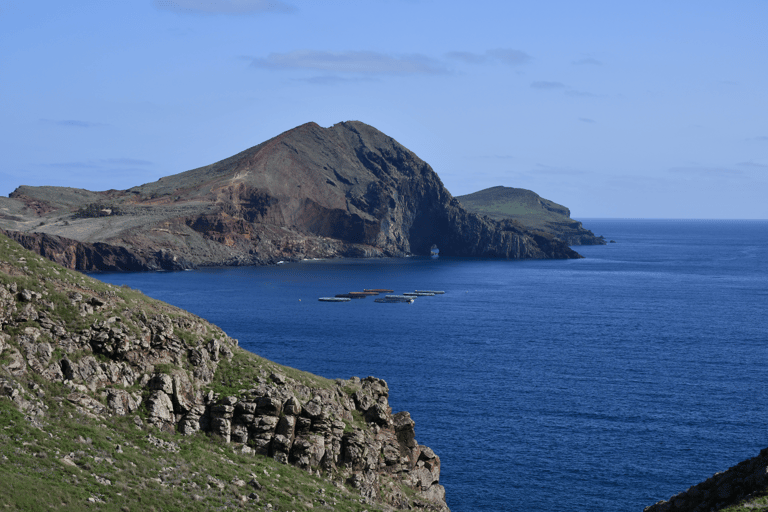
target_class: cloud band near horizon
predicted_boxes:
[252,50,448,75]
[153,0,295,15]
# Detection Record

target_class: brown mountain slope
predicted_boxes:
[2,121,580,270]
[456,186,605,245]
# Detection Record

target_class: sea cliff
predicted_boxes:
[0,231,449,511]
[456,186,605,246]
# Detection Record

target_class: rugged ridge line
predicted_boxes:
[456,186,606,246]
[0,231,449,510]
[1,121,580,271]
[645,448,768,512]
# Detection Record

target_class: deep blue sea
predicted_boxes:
[98,219,768,512]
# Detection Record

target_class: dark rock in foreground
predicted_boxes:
[1,121,580,271]
[645,447,768,512]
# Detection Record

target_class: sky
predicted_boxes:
[1,0,767,219]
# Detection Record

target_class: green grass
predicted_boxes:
[210,349,336,397]
[0,232,417,511]
[152,363,181,376]
[0,396,383,511]
[456,186,573,229]
[720,493,768,511]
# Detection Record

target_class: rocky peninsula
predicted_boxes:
[456,186,605,246]
[0,121,580,272]
[0,231,449,510]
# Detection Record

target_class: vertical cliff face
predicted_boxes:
[1,121,580,270]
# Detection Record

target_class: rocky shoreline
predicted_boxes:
[0,231,449,510]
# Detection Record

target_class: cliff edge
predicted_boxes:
[645,448,768,512]
[456,186,605,245]
[0,231,449,510]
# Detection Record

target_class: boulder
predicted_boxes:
[291,435,326,468]
[171,371,196,413]
[257,396,282,417]
[276,415,296,439]
[107,389,139,416]
[146,390,175,432]
[178,405,207,435]
[283,396,301,416]
[211,417,231,443]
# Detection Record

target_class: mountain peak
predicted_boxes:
[0,122,582,270]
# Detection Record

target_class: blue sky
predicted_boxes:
[1,0,766,218]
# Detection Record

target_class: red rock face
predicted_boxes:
[2,121,581,270]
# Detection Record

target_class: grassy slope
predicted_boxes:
[0,232,386,511]
[723,498,768,511]
[455,186,575,230]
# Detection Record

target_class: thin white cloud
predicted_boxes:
[737,161,768,169]
[101,158,153,166]
[668,167,743,177]
[445,48,531,66]
[252,50,448,75]
[467,154,517,160]
[573,58,602,66]
[445,51,488,65]
[153,0,295,14]
[486,48,532,66]
[531,164,587,176]
[40,119,107,128]
[41,158,153,169]
[565,89,599,98]
[531,81,565,90]
[43,162,98,169]
[294,75,377,85]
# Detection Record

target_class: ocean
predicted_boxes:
[97,219,768,511]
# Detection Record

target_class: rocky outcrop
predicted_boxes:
[0,228,189,272]
[1,121,580,271]
[0,232,449,510]
[645,448,768,512]
[456,186,606,245]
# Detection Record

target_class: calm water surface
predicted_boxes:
[98,219,768,512]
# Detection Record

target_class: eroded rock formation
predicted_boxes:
[0,233,449,510]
